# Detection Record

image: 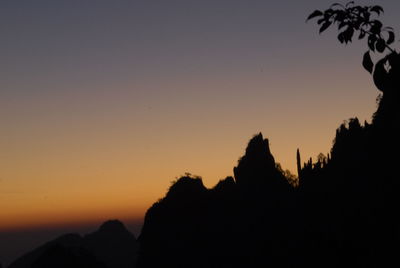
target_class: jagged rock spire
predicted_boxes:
[233,133,277,187]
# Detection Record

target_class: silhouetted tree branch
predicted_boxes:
[307,1,398,75]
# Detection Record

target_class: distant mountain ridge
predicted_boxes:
[8,220,138,268]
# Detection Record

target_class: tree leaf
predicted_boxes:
[346,1,355,7]
[375,38,386,53]
[373,20,383,29]
[387,31,395,44]
[319,21,332,33]
[338,21,346,29]
[362,51,374,73]
[338,32,345,43]
[370,20,383,34]
[317,18,325,25]
[307,10,323,21]
[358,30,366,40]
[371,5,384,15]
[344,28,354,43]
[324,9,334,17]
[368,36,376,51]
[353,6,363,14]
[337,27,354,44]
[363,11,370,22]
[335,10,346,21]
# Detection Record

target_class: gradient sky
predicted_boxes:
[1,0,399,249]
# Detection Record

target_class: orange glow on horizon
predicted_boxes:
[0,203,146,232]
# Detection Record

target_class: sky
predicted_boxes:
[1,0,400,264]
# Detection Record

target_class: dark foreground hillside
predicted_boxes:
[137,54,400,267]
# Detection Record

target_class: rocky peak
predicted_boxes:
[98,220,128,234]
[234,133,277,187]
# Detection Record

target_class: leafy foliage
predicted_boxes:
[307,1,397,74]
[362,51,373,73]
[276,162,298,187]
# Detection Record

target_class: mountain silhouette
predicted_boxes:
[9,220,138,268]
[84,220,138,268]
[137,134,297,267]
[136,50,400,267]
